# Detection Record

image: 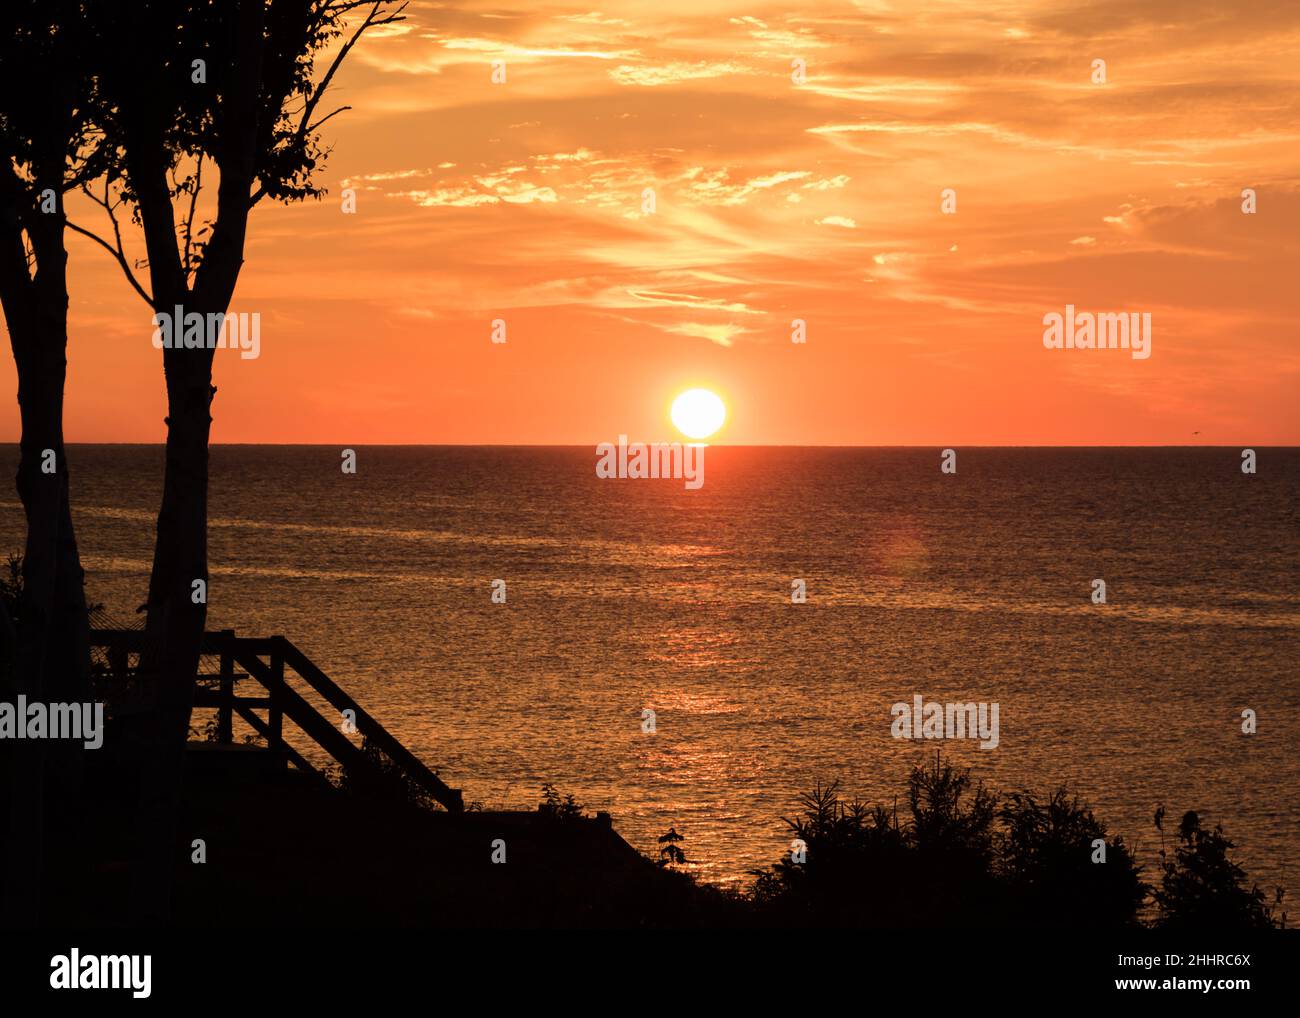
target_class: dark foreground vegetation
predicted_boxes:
[1,553,1288,928]
[0,734,1286,928]
[747,756,1286,929]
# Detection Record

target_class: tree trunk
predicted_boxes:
[0,208,91,926]
[127,346,213,923]
[120,10,258,910]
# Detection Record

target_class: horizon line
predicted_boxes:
[4,442,1294,450]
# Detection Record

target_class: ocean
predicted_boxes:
[3,445,1298,889]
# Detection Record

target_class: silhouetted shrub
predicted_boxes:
[1151,807,1284,930]
[752,756,1004,926]
[751,781,907,923]
[750,760,1281,929]
[0,552,22,624]
[657,827,687,866]
[998,789,1147,927]
[339,737,443,812]
[539,782,584,822]
[910,753,997,874]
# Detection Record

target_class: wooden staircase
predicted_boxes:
[89,628,464,812]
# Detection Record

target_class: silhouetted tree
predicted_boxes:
[539,782,585,821]
[753,781,909,922]
[998,788,1147,927]
[753,773,1286,930]
[750,759,1194,929]
[75,0,403,921]
[752,758,1004,927]
[1152,808,1283,930]
[657,828,687,867]
[0,0,104,925]
[909,751,997,872]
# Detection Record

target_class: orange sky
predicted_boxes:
[4,0,1299,445]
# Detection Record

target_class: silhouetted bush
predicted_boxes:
[911,755,998,885]
[999,789,1147,927]
[752,782,903,923]
[337,737,444,812]
[1152,807,1285,930]
[752,756,1005,926]
[539,782,585,822]
[750,758,1279,929]
[657,828,687,866]
[0,552,22,625]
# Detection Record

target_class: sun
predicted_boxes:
[670,388,726,440]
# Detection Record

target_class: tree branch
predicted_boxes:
[182,154,203,283]
[65,220,153,307]
[66,179,155,308]
[249,1,406,207]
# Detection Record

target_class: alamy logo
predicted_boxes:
[890,695,1000,749]
[1042,304,1151,360]
[0,698,104,749]
[595,435,705,490]
[50,949,151,998]
[151,305,261,360]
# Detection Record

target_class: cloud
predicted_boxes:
[608,61,749,86]
[661,321,750,346]
[625,289,759,315]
